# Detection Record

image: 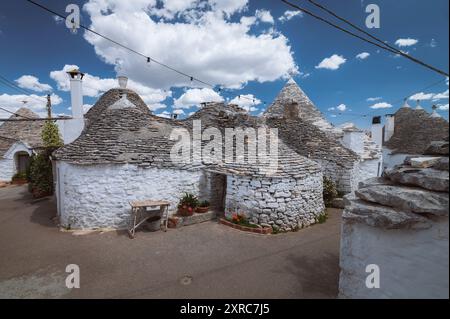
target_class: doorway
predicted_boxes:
[15,152,30,174]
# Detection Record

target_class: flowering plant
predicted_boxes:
[231,213,246,224]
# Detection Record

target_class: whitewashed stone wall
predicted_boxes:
[350,159,382,191]
[56,162,209,229]
[0,143,32,181]
[315,159,352,194]
[0,158,14,181]
[382,148,415,171]
[224,172,325,231]
[339,217,449,299]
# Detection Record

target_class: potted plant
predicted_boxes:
[11,172,27,185]
[177,193,199,217]
[196,200,210,214]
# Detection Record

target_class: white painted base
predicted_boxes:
[339,216,449,299]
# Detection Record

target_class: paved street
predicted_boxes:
[0,185,341,298]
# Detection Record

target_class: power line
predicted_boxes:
[0,106,33,119]
[327,77,448,124]
[307,0,448,76]
[23,0,263,105]
[0,74,48,104]
[283,0,449,77]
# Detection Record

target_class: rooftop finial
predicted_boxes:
[415,100,423,110]
[402,98,411,108]
[117,75,128,89]
[430,105,442,118]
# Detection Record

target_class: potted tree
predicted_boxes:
[196,200,210,214]
[177,193,199,217]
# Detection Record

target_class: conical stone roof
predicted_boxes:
[264,79,337,134]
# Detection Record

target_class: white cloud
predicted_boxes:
[53,15,64,24]
[229,94,261,112]
[82,0,297,90]
[367,97,382,102]
[15,75,52,92]
[155,110,172,118]
[50,64,171,107]
[395,38,419,47]
[315,54,346,70]
[173,88,223,109]
[409,92,435,101]
[432,89,449,101]
[356,52,370,60]
[336,104,347,111]
[0,93,63,118]
[327,107,335,111]
[437,104,449,111]
[255,9,274,24]
[370,102,393,109]
[299,72,311,79]
[147,103,167,112]
[278,10,303,23]
[173,109,185,115]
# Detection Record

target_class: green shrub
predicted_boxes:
[199,200,210,207]
[316,212,328,224]
[29,150,53,195]
[27,120,63,197]
[12,172,27,180]
[323,176,338,207]
[178,193,199,209]
[41,120,63,148]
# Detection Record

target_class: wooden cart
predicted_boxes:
[128,200,170,239]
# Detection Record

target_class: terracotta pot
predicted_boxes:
[32,188,51,199]
[195,206,209,214]
[11,179,27,185]
[178,207,195,217]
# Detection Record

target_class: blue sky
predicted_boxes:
[0,0,448,128]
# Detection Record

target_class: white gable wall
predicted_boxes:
[0,143,32,181]
[55,161,210,229]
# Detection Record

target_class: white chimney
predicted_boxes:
[67,69,84,119]
[384,114,395,142]
[63,69,85,144]
[371,116,383,147]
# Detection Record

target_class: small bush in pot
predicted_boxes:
[177,193,199,216]
[196,200,210,213]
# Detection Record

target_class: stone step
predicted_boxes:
[355,184,449,216]
[384,166,449,192]
[343,195,430,229]
[179,211,217,226]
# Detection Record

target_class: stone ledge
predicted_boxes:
[343,195,431,230]
[181,211,217,226]
[219,218,273,234]
[168,211,217,228]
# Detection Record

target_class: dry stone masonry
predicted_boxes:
[224,172,324,232]
[339,141,449,298]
